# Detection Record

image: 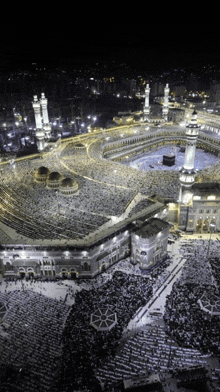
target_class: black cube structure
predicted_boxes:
[163,154,175,166]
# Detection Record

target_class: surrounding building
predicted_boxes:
[131,218,169,269]
[178,182,220,232]
[32,93,51,151]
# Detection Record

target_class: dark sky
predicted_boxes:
[0,11,219,73]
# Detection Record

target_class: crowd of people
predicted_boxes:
[96,324,211,390]
[0,289,70,392]
[0,253,176,392]
[164,240,220,359]
[0,142,148,241]
[56,270,153,391]
[1,124,220,392]
[0,137,179,243]
[0,239,220,391]
[1,123,220,242]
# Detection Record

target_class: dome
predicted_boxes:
[48,171,61,181]
[46,171,62,189]
[34,166,50,182]
[74,143,85,148]
[60,177,78,196]
[61,178,75,188]
[36,166,49,175]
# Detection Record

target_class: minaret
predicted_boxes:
[32,95,42,129]
[179,110,200,203]
[40,93,51,139]
[32,95,46,151]
[162,83,170,120]
[143,84,150,121]
[35,130,45,151]
[40,93,49,124]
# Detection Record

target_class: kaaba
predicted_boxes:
[163,154,175,166]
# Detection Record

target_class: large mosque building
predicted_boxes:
[1,86,220,278]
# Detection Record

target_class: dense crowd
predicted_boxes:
[0,289,70,392]
[1,124,220,241]
[52,254,186,392]
[96,325,210,390]
[0,241,220,391]
[54,270,153,391]
[0,138,180,243]
[164,241,220,358]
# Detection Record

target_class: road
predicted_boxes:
[127,253,186,330]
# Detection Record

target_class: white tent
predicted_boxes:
[198,292,220,316]
[90,307,117,331]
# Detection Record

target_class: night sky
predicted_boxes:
[0,10,219,73]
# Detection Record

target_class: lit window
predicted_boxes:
[193,196,201,200]
[207,195,216,200]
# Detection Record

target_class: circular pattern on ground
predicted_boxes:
[90,307,117,331]
[198,291,220,316]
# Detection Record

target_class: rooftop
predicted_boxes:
[135,218,169,238]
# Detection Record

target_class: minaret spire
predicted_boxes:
[32,95,42,129]
[40,93,49,125]
[162,83,170,120]
[179,110,200,203]
[143,83,150,121]
[40,92,51,139]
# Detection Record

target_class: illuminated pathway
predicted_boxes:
[127,254,187,330]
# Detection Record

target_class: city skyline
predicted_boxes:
[1,12,220,73]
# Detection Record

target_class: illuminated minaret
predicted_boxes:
[40,93,51,139]
[179,110,200,203]
[35,130,45,151]
[32,95,42,129]
[143,83,150,121]
[32,95,46,151]
[40,93,49,124]
[162,83,170,120]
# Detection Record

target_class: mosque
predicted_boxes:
[1,86,220,279]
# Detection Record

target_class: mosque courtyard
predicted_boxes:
[125,145,219,172]
[1,122,220,391]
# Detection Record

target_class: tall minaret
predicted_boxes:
[40,92,51,139]
[40,93,49,125]
[179,110,200,203]
[162,83,170,120]
[32,95,42,129]
[143,83,150,121]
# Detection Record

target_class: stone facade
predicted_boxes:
[131,218,170,269]
[2,218,169,278]
[178,183,220,232]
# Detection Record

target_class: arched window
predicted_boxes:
[82,262,90,271]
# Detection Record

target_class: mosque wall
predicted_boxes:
[131,220,169,270]
[179,197,220,233]
[2,219,169,278]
